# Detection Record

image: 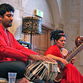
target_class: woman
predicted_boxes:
[45,30,83,83]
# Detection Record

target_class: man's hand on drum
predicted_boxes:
[29,54,56,62]
[43,56,57,62]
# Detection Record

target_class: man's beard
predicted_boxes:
[8,23,12,27]
[2,22,12,28]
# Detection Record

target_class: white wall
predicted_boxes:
[22,0,53,28]
[80,0,83,66]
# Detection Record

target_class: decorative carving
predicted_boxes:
[22,16,42,34]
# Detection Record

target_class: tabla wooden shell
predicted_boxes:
[24,61,58,81]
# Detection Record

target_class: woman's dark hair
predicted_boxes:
[0,3,14,16]
[50,30,66,41]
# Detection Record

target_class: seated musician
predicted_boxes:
[0,3,56,83]
[45,30,83,83]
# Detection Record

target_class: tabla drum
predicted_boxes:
[24,61,58,82]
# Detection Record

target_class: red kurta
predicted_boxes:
[0,25,38,62]
[45,45,83,83]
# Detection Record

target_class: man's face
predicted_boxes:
[1,11,14,28]
[56,36,66,48]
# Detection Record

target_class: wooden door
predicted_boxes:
[32,26,53,55]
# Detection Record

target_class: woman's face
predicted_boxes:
[56,36,66,48]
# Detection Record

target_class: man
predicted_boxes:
[0,3,54,83]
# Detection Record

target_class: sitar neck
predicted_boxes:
[66,43,83,62]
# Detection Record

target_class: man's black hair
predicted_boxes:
[0,3,14,16]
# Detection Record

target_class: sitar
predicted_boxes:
[55,43,83,82]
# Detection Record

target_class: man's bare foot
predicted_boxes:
[16,77,30,83]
